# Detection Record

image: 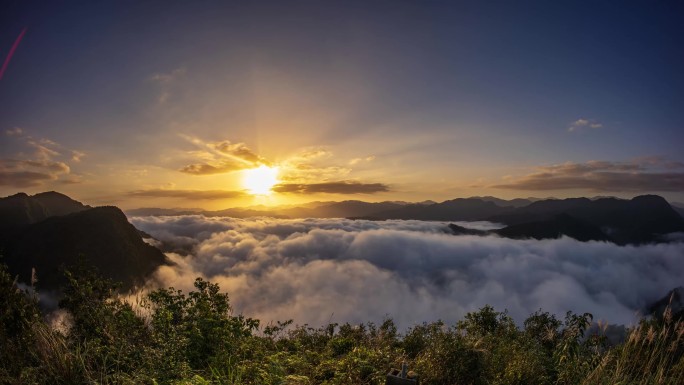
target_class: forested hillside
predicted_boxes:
[1,260,682,385]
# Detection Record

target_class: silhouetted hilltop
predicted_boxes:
[0,193,168,291]
[487,197,594,224]
[287,200,405,218]
[374,198,513,221]
[446,223,487,236]
[494,214,610,242]
[486,195,684,244]
[126,207,199,216]
[32,191,91,216]
[442,195,684,244]
[127,200,408,219]
[469,196,535,208]
[670,202,684,218]
[0,191,89,230]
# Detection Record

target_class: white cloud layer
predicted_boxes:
[130,216,684,329]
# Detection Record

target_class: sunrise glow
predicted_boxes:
[242,165,279,195]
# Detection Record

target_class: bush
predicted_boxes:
[1,258,683,385]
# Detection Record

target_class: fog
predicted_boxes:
[131,215,684,329]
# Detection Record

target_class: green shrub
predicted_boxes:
[1,258,683,385]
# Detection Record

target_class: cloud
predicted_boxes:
[71,151,86,162]
[0,159,71,187]
[149,67,186,84]
[130,216,684,330]
[492,159,684,192]
[349,156,376,165]
[274,147,358,184]
[176,140,373,187]
[178,137,267,176]
[0,130,76,187]
[149,67,186,104]
[179,162,245,175]
[298,149,332,160]
[0,170,55,187]
[127,189,246,200]
[5,127,23,136]
[211,141,266,164]
[568,118,603,132]
[273,181,389,194]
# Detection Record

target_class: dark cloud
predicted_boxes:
[273,181,389,194]
[130,216,684,329]
[179,162,244,175]
[0,159,71,187]
[0,129,80,187]
[127,189,246,200]
[493,160,684,192]
[0,170,55,187]
[178,139,267,176]
[213,141,264,164]
[19,160,70,173]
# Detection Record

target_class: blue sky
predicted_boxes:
[1,0,683,208]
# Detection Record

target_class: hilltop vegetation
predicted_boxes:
[1,260,682,385]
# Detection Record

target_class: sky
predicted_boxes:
[1,0,683,209]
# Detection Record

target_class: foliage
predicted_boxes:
[0,256,42,383]
[1,259,682,384]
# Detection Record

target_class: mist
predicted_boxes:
[130,215,684,329]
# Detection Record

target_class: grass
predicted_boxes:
[1,260,683,385]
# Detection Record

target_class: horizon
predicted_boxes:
[3,189,684,212]
[2,1,683,209]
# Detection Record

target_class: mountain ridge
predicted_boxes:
[0,192,168,291]
[125,194,684,245]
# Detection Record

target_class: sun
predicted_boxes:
[242,165,279,195]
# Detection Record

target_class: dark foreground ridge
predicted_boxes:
[0,192,169,291]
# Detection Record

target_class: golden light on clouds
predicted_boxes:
[242,165,280,195]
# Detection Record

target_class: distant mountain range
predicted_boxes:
[126,197,528,220]
[2,191,682,293]
[0,192,168,291]
[129,195,684,245]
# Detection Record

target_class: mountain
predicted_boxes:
[469,196,534,208]
[443,195,684,244]
[494,214,611,242]
[448,214,610,242]
[486,197,595,225]
[125,194,683,244]
[285,200,405,218]
[0,192,168,291]
[126,200,408,219]
[0,191,90,229]
[486,195,684,244]
[647,287,684,321]
[447,223,487,236]
[373,198,513,221]
[671,202,684,218]
[126,207,200,216]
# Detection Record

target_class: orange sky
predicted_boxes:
[2,2,683,209]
